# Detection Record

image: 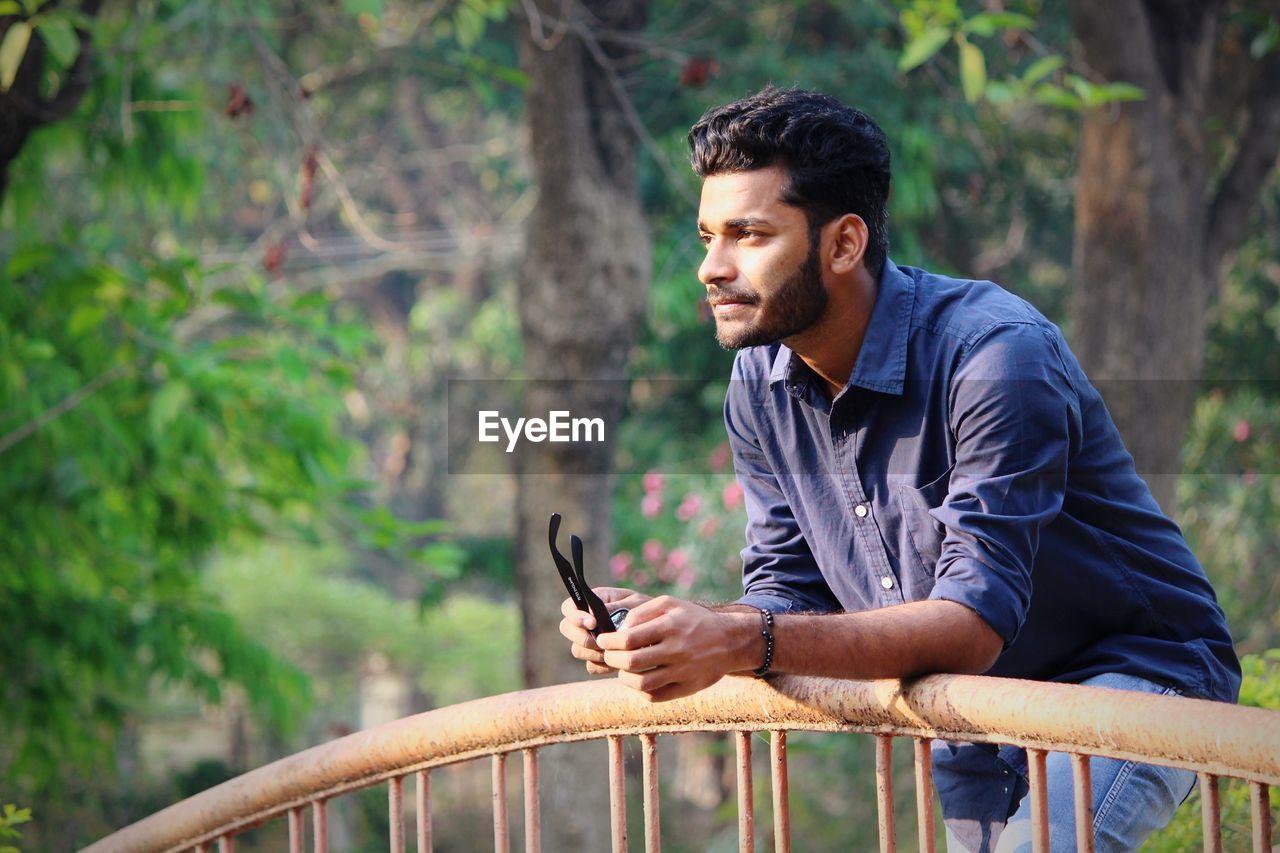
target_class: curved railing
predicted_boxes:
[85,673,1280,853]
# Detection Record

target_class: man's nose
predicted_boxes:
[698,241,735,287]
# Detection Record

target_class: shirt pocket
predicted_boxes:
[895,464,954,577]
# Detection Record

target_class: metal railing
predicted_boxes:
[85,673,1280,853]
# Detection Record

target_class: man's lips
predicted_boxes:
[708,293,756,311]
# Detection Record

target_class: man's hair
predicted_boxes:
[688,86,892,277]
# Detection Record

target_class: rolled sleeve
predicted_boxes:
[927,323,1082,646]
[724,357,841,615]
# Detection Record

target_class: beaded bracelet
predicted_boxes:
[753,607,775,678]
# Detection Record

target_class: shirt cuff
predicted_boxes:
[735,592,799,615]
[928,563,1028,649]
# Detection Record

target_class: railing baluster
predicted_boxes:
[913,738,934,853]
[389,775,405,853]
[523,748,541,853]
[1027,749,1049,853]
[313,799,329,853]
[1070,754,1093,853]
[217,836,234,853]
[493,753,510,853]
[288,806,304,853]
[641,734,660,853]
[735,731,754,853]
[416,770,432,852]
[1198,773,1221,853]
[1249,782,1271,853]
[608,735,629,853]
[875,734,895,853]
[771,730,791,853]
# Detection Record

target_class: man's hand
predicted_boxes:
[559,587,652,675]
[596,596,758,703]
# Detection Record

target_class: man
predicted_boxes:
[559,87,1239,852]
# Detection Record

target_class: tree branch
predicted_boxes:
[1205,45,1280,272]
[0,363,131,457]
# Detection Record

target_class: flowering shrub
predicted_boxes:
[611,442,749,602]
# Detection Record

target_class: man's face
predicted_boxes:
[697,166,827,349]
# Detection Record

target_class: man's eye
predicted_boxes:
[737,230,758,241]
[698,233,712,246]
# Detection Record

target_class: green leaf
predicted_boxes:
[0,2,22,14]
[277,346,308,383]
[1020,55,1064,89]
[898,27,951,73]
[963,11,1035,38]
[149,380,192,436]
[1032,82,1082,110]
[983,80,1016,104]
[0,19,31,92]
[454,3,485,49]
[35,14,77,69]
[1092,82,1146,105]
[959,40,986,103]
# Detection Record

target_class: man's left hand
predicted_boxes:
[596,595,753,702]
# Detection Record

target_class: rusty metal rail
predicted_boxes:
[85,674,1280,853]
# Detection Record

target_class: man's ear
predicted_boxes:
[826,214,868,275]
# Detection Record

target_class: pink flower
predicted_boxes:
[1234,420,1251,443]
[642,539,665,567]
[643,470,666,494]
[676,492,704,522]
[699,516,720,538]
[658,548,690,583]
[631,569,651,588]
[641,492,663,518]
[722,479,745,511]
[708,442,731,472]
[609,551,633,581]
[676,567,697,590]
[1243,469,1258,486]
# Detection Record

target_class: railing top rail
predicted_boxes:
[84,673,1280,853]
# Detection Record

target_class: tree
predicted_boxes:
[514,0,652,848]
[1067,0,1280,511]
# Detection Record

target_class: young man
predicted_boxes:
[558,87,1239,852]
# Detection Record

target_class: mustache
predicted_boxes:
[706,289,758,305]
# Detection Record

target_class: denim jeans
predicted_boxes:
[934,673,1198,852]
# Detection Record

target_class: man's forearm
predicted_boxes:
[720,599,1003,680]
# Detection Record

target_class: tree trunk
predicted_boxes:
[516,1,651,849]
[1067,0,1280,513]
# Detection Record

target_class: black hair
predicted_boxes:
[688,86,891,277]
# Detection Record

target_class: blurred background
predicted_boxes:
[1,0,1278,849]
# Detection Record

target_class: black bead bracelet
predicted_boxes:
[753,607,775,678]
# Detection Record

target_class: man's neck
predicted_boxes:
[785,269,878,401]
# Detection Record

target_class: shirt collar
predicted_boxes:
[768,260,914,397]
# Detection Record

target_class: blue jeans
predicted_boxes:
[934,673,1197,852]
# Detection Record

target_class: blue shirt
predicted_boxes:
[726,261,1240,702]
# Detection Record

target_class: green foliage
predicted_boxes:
[895,0,1143,109]
[1178,387,1280,652]
[208,544,520,712]
[0,804,32,853]
[1145,650,1280,851]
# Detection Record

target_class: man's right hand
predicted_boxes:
[560,587,651,675]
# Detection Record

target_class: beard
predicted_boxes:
[711,235,827,350]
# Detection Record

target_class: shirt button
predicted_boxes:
[854,504,868,518]
[880,576,894,590]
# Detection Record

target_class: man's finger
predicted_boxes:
[617,665,675,694]
[570,642,607,664]
[585,661,615,676]
[597,617,668,652]
[601,644,663,673]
